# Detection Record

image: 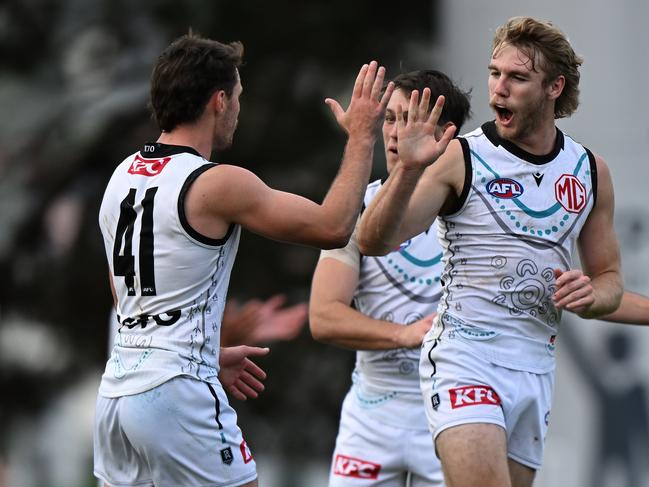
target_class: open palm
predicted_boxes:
[397,88,456,170]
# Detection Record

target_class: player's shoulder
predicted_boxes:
[190,164,267,209]
[196,164,259,186]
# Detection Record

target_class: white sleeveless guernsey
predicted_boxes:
[353,180,444,394]
[438,121,597,373]
[98,142,240,397]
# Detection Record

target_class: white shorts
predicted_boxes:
[329,385,444,486]
[94,376,257,487]
[419,333,554,470]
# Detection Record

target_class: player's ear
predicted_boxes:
[209,90,227,114]
[547,75,565,101]
[435,121,455,141]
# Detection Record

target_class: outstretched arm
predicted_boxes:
[357,88,462,255]
[309,228,434,350]
[221,295,307,347]
[599,290,649,325]
[186,61,394,249]
[553,155,623,318]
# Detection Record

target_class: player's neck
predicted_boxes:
[509,120,558,156]
[157,124,213,160]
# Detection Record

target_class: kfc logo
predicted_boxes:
[128,154,171,176]
[449,385,501,409]
[555,174,586,213]
[240,440,253,464]
[333,454,381,479]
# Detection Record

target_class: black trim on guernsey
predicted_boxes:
[440,137,472,216]
[178,164,235,246]
[140,141,203,159]
[584,147,598,207]
[481,121,565,165]
[206,383,224,430]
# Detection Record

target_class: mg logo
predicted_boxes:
[449,385,501,409]
[128,154,171,176]
[333,454,381,479]
[555,174,586,213]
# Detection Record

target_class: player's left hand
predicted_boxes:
[218,346,270,400]
[552,268,595,315]
[396,88,456,170]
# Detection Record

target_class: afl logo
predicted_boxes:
[554,174,586,213]
[486,178,524,199]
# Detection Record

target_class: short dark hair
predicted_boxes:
[149,34,244,132]
[390,70,472,133]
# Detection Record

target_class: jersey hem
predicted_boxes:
[98,371,218,398]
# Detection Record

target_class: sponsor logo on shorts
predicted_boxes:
[546,334,557,354]
[486,178,524,199]
[333,454,381,479]
[555,174,586,213]
[240,440,253,464]
[449,385,501,409]
[431,393,440,410]
[128,154,171,176]
[220,447,233,465]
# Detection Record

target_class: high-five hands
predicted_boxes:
[396,88,456,170]
[325,60,395,136]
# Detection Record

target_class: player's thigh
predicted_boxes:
[120,377,257,487]
[508,458,535,487]
[436,423,510,487]
[329,393,407,487]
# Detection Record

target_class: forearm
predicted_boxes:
[358,164,425,255]
[310,301,407,350]
[319,134,376,244]
[579,270,624,319]
[600,290,649,325]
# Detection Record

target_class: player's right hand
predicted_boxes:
[398,313,436,348]
[218,345,270,401]
[325,61,394,138]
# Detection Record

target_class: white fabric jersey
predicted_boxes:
[98,142,240,397]
[321,179,444,396]
[437,121,596,373]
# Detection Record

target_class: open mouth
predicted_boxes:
[495,106,513,124]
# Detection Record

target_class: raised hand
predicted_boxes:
[218,345,269,401]
[552,268,595,315]
[398,313,436,348]
[221,295,308,347]
[396,88,456,170]
[325,61,395,137]
[245,294,307,344]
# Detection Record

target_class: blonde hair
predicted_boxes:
[492,16,583,118]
